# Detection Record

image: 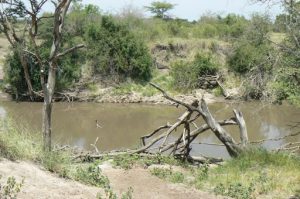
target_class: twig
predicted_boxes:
[250,131,300,144]
[90,137,100,153]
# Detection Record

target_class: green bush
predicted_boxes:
[150,168,185,183]
[75,161,110,188]
[0,176,24,199]
[170,52,218,90]
[85,16,153,82]
[4,45,82,97]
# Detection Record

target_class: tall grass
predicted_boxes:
[0,118,73,177]
[197,148,300,198]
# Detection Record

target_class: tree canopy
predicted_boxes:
[145,1,175,19]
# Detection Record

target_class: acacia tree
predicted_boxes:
[145,1,175,19]
[0,0,84,150]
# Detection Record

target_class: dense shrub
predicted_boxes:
[170,52,218,90]
[227,14,276,100]
[4,44,82,97]
[4,50,41,96]
[85,16,153,82]
[228,43,272,74]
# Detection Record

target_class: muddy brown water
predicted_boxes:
[0,101,299,158]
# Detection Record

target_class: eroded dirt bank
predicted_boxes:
[0,159,223,199]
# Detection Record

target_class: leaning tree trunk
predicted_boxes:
[18,50,34,101]
[133,83,248,159]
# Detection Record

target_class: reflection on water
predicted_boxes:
[0,101,299,158]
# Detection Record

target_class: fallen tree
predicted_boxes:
[131,83,248,160]
[72,83,299,163]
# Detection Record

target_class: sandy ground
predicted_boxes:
[102,167,223,199]
[0,159,224,199]
[0,159,101,199]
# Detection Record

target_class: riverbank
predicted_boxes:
[1,118,299,199]
[1,159,222,199]
[62,85,224,105]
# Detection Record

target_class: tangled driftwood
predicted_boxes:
[72,83,299,163]
[130,83,248,161]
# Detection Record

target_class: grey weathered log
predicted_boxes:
[145,83,244,158]
[140,124,171,146]
[199,99,242,157]
[216,79,231,99]
[233,109,248,147]
[188,156,223,164]
[160,119,237,153]
[159,110,192,151]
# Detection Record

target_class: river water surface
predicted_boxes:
[0,101,299,158]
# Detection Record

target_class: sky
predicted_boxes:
[79,0,283,20]
[39,0,283,21]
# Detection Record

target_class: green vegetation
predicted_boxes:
[207,148,300,198]
[170,52,218,90]
[85,15,153,82]
[147,148,300,199]
[111,153,184,170]
[0,176,24,199]
[150,168,184,183]
[75,161,110,187]
[2,1,299,105]
[145,1,175,19]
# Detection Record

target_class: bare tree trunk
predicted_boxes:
[233,109,248,147]
[42,60,57,151]
[200,99,242,157]
[18,51,34,100]
[43,97,52,151]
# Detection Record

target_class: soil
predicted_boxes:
[0,159,224,199]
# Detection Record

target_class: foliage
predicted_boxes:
[112,153,182,169]
[0,176,24,199]
[228,42,273,74]
[145,1,175,19]
[85,16,153,82]
[204,148,300,198]
[97,186,133,199]
[120,187,134,199]
[272,0,300,105]
[170,52,218,90]
[75,161,110,188]
[150,168,185,183]
[228,14,272,74]
[0,118,73,178]
[0,118,42,160]
[214,182,255,199]
[227,14,277,100]
[4,43,82,97]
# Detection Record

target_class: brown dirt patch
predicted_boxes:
[102,166,223,199]
[0,159,223,199]
[0,159,101,199]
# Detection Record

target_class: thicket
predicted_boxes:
[4,44,82,97]
[227,14,278,100]
[85,16,153,82]
[170,52,218,90]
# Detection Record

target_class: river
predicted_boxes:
[0,101,299,158]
